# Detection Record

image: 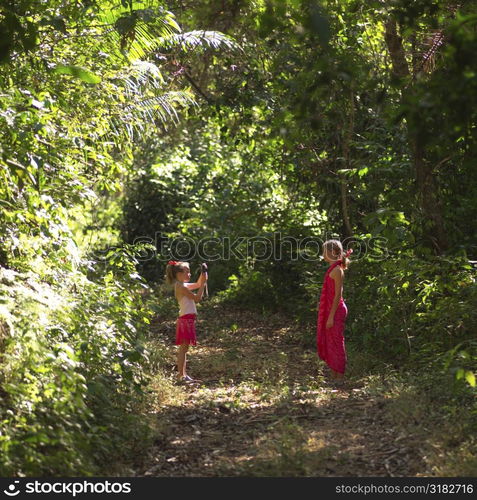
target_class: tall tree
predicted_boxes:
[384,15,448,252]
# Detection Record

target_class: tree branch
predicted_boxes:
[183,70,214,104]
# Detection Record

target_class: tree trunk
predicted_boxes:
[384,19,448,253]
[412,141,449,252]
[384,20,410,80]
[340,86,354,239]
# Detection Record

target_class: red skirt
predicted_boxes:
[175,314,197,345]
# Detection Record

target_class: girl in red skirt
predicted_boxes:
[317,240,352,382]
[165,261,207,383]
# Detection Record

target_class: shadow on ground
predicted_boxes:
[137,301,430,477]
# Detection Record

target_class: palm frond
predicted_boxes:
[127,90,195,117]
[410,3,460,75]
[97,7,238,63]
[109,90,197,141]
[420,30,445,73]
[86,6,236,143]
[98,7,181,62]
[155,30,240,52]
[119,60,166,98]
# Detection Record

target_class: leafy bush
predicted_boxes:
[344,255,476,361]
[0,244,156,476]
[217,252,476,394]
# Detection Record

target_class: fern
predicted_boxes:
[124,90,196,124]
[120,60,166,98]
[109,89,197,141]
[97,6,237,63]
[154,30,239,53]
[77,5,238,139]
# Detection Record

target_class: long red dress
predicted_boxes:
[317,260,348,374]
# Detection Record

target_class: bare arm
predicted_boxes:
[184,273,205,290]
[184,282,200,290]
[327,266,344,327]
[177,280,206,303]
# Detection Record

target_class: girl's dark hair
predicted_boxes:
[165,261,189,285]
[322,239,351,270]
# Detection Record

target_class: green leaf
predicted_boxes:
[54,65,101,84]
[358,167,369,177]
[465,371,476,387]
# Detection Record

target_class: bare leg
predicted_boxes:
[177,342,189,379]
[331,369,344,380]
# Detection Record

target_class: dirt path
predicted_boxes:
[137,302,431,477]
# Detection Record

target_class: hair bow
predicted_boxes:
[168,260,178,266]
[345,248,353,258]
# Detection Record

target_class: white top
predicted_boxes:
[175,281,197,316]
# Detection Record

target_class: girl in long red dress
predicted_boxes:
[317,240,352,381]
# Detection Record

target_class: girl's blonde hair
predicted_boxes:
[322,240,352,270]
[165,261,189,285]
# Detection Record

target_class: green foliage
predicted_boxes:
[217,267,278,313]
[344,256,477,384]
[54,65,102,84]
[0,243,154,475]
[1,0,476,476]
[0,0,234,476]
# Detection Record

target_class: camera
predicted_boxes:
[201,263,208,273]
